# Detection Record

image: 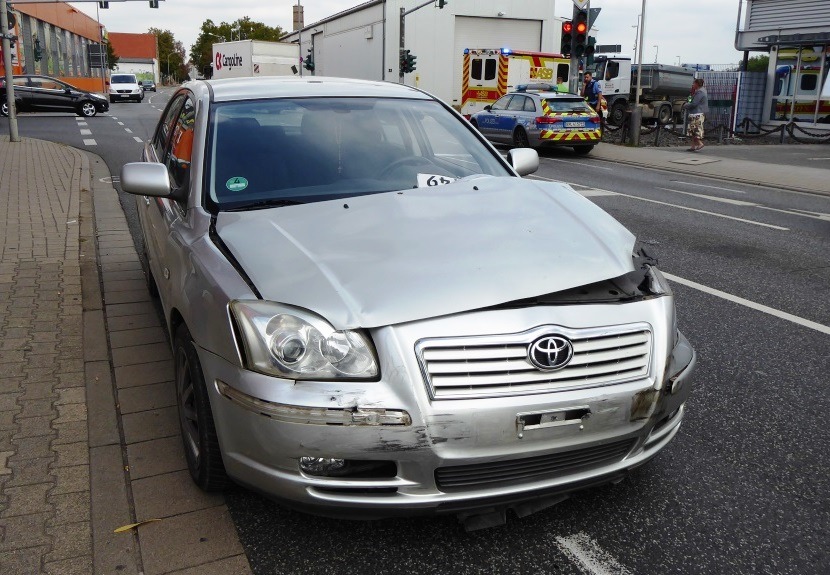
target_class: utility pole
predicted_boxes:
[631,0,647,146]
[1,0,20,142]
[399,0,446,84]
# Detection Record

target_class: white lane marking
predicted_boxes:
[83,139,97,146]
[808,157,830,160]
[542,157,613,170]
[527,175,618,197]
[118,121,124,125]
[657,187,757,206]
[755,205,830,222]
[111,117,118,120]
[664,272,830,335]
[668,180,746,194]
[80,129,92,136]
[554,533,634,575]
[125,128,133,133]
[614,192,789,230]
[77,121,88,127]
[133,137,143,143]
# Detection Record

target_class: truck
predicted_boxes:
[460,48,571,116]
[211,40,299,79]
[588,55,696,125]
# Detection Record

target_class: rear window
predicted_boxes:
[112,75,137,84]
[544,98,595,113]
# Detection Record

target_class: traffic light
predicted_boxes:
[573,10,588,57]
[33,38,42,62]
[98,1,109,8]
[586,36,596,66]
[436,0,447,7]
[400,49,417,74]
[303,48,315,71]
[560,21,572,56]
[149,1,159,8]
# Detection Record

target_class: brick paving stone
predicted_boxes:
[166,554,252,575]
[54,404,86,426]
[18,399,57,419]
[51,465,89,495]
[132,471,224,520]
[122,407,180,444]
[109,327,168,349]
[52,422,88,446]
[43,556,93,575]
[48,492,90,526]
[55,388,85,407]
[111,343,171,368]
[0,512,52,551]
[45,521,91,562]
[118,382,176,415]
[1,483,53,517]
[0,546,50,573]
[115,360,174,389]
[20,382,58,401]
[52,442,88,468]
[107,313,163,332]
[5,458,53,487]
[0,393,21,412]
[14,415,55,438]
[127,437,187,480]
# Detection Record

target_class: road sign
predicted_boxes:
[573,0,589,9]
[589,7,600,29]
[595,44,622,54]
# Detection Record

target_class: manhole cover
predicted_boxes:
[670,157,721,165]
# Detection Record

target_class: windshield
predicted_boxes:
[111,75,137,84]
[207,97,511,211]
[545,98,596,113]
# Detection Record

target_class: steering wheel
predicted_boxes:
[378,156,437,178]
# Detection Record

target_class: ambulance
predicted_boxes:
[460,48,571,117]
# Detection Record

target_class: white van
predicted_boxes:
[109,73,144,103]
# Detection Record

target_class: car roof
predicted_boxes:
[192,76,434,103]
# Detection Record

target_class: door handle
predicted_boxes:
[144,196,150,206]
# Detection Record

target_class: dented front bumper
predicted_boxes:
[201,301,695,517]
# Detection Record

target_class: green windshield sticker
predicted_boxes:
[226,177,249,192]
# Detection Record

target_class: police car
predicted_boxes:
[469,84,602,155]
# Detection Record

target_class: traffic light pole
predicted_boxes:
[1,0,20,142]
[399,0,444,83]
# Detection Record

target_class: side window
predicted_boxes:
[507,95,526,111]
[523,97,537,113]
[491,95,512,110]
[13,77,28,87]
[153,95,186,159]
[165,97,196,192]
[606,62,620,81]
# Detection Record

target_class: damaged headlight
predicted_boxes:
[230,301,379,380]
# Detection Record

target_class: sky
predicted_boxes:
[71,0,745,67]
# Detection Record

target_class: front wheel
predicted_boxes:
[174,324,229,491]
[610,100,628,126]
[572,145,594,155]
[78,102,98,117]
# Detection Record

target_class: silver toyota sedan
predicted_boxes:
[120,76,695,529]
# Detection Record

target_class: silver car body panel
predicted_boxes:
[215,177,636,329]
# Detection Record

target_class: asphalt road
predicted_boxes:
[2,101,829,575]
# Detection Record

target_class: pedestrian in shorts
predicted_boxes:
[684,78,709,151]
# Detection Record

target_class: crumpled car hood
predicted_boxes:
[215,176,636,329]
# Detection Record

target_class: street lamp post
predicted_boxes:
[166,52,170,84]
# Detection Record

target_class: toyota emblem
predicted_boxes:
[528,336,573,371]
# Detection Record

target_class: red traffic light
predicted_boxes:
[575,21,587,34]
[562,21,573,33]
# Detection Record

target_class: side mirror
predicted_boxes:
[483,105,492,112]
[507,148,539,176]
[120,162,173,198]
[64,88,71,93]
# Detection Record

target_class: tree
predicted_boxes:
[189,17,285,75]
[743,55,769,72]
[149,27,187,84]
[105,41,119,71]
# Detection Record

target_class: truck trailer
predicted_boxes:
[589,55,696,125]
[211,40,300,79]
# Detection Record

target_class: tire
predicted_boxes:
[109,97,115,104]
[610,100,628,126]
[78,102,98,117]
[469,119,478,130]
[174,324,229,491]
[657,104,673,125]
[513,127,530,148]
[1,101,8,116]
[573,145,594,155]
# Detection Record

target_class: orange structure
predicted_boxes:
[1,2,107,93]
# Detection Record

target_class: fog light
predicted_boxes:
[300,457,346,476]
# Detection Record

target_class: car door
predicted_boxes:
[497,94,528,141]
[9,77,32,111]
[476,95,512,141]
[139,94,187,297]
[27,77,74,112]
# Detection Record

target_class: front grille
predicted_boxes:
[116,89,131,93]
[435,438,635,490]
[417,324,652,400]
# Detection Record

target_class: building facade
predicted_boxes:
[108,32,159,84]
[282,0,560,109]
[1,2,107,93]
[736,0,830,126]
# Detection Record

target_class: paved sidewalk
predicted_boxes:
[591,143,830,195]
[0,136,251,575]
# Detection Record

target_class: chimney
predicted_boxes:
[293,4,304,31]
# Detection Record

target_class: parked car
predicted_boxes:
[120,76,695,528]
[470,84,602,154]
[0,75,109,117]
[141,80,157,92]
[109,73,143,103]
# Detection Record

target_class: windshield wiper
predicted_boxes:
[224,199,305,212]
